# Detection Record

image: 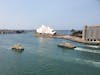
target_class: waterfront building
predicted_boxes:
[36,25,56,35]
[82,25,100,42]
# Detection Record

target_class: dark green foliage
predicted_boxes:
[71,30,82,38]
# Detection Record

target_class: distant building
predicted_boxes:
[82,25,100,42]
[36,25,56,35]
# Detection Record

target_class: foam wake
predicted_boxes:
[83,45,100,48]
[74,58,100,68]
[74,47,100,54]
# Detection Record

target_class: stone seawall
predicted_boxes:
[35,33,100,45]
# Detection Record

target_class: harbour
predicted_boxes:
[0,31,100,75]
[0,0,100,75]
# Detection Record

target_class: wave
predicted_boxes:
[74,58,100,68]
[74,47,100,54]
[83,45,100,48]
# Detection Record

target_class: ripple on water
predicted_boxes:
[74,47,100,54]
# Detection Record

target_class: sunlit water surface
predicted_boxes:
[0,31,100,75]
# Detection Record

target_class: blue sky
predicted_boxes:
[0,0,100,30]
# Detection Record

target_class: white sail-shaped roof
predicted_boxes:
[36,25,56,35]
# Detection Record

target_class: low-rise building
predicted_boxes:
[82,25,100,42]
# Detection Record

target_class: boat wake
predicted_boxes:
[83,45,100,48]
[74,58,100,68]
[74,47,100,54]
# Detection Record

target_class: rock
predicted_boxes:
[58,42,76,49]
[11,44,24,51]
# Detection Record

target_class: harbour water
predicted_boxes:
[0,31,100,75]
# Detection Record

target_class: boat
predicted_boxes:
[58,42,76,49]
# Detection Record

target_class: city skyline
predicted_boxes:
[0,0,100,30]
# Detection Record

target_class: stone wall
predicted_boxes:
[83,25,100,42]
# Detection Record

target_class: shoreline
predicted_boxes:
[35,33,100,45]
[0,30,34,34]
